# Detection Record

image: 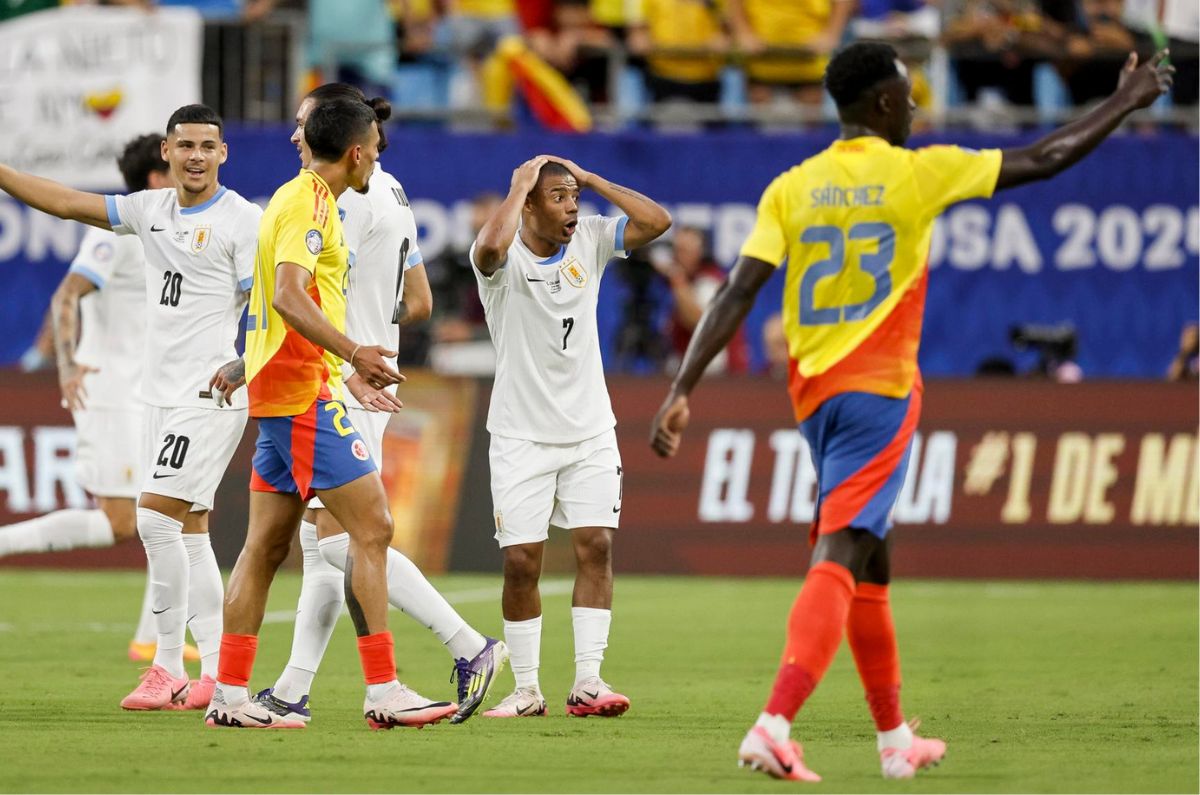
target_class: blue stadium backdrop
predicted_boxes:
[1,129,1196,377]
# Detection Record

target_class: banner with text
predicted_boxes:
[0,6,202,189]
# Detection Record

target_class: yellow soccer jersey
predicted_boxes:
[740,136,1002,420]
[246,170,350,418]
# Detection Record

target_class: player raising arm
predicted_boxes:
[0,106,261,713]
[471,155,670,718]
[650,44,1172,782]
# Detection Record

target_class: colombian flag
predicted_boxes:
[483,36,592,133]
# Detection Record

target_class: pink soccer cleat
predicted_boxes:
[363,683,458,730]
[880,720,947,779]
[170,674,215,711]
[565,677,630,717]
[737,725,822,782]
[119,665,190,711]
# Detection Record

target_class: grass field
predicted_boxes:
[0,571,1195,793]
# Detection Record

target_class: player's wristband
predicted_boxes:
[349,344,361,367]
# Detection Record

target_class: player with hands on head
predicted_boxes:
[472,153,671,718]
[651,44,1173,782]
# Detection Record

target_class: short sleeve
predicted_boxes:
[271,195,328,275]
[106,191,146,237]
[68,226,121,288]
[469,241,507,289]
[233,203,262,291]
[739,175,789,268]
[404,241,423,272]
[577,215,627,274]
[911,146,1002,215]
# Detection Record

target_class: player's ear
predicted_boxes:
[876,87,892,117]
[159,139,169,164]
[219,142,228,165]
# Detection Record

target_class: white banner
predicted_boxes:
[0,6,203,189]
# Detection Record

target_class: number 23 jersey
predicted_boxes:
[106,186,261,410]
[472,215,629,444]
[741,137,1001,422]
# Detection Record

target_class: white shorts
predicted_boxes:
[73,406,145,499]
[489,429,622,548]
[309,406,389,510]
[141,405,248,511]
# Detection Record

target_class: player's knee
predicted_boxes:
[354,509,394,552]
[503,546,542,588]
[110,516,138,542]
[574,529,613,570]
[244,530,293,570]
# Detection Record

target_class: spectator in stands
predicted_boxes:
[728,0,854,110]
[942,0,1056,106]
[1056,0,1142,104]
[1124,0,1199,105]
[850,0,939,112]
[761,313,789,380]
[628,0,729,104]
[652,227,747,375]
[1167,323,1199,381]
[393,0,442,62]
[426,192,500,346]
[523,0,616,104]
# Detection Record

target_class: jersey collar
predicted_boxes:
[179,185,227,215]
[302,168,334,195]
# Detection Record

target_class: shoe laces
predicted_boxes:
[138,666,174,693]
[451,657,480,702]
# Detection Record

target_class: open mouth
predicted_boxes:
[564,219,578,236]
[185,166,205,178]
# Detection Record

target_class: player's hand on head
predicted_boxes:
[58,363,97,412]
[351,345,405,390]
[650,394,690,458]
[540,155,591,188]
[512,156,549,194]
[1118,49,1175,109]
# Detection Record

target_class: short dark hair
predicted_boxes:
[824,42,900,109]
[116,133,168,192]
[304,98,377,162]
[165,104,224,139]
[307,83,392,152]
[535,161,573,188]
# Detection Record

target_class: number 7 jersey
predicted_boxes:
[472,215,629,444]
[740,136,1002,422]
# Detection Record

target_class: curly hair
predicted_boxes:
[824,42,901,109]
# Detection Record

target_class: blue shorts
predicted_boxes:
[250,398,376,502]
[800,388,922,542]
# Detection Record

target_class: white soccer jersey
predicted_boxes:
[69,226,146,409]
[105,186,261,410]
[472,214,629,444]
[338,164,423,409]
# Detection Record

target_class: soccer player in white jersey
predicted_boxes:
[246,84,506,725]
[0,104,261,712]
[0,134,201,663]
[471,155,671,717]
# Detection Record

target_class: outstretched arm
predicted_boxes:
[996,50,1174,191]
[650,255,776,457]
[0,165,111,229]
[544,155,672,249]
[473,155,548,275]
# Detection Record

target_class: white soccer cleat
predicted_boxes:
[363,683,457,730]
[565,676,630,717]
[481,687,548,718]
[204,688,306,729]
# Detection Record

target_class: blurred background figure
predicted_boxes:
[628,0,728,106]
[1167,323,1199,381]
[652,227,747,376]
[760,312,789,380]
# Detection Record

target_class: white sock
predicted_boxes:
[366,679,400,701]
[318,533,486,659]
[138,508,187,679]
[756,712,791,743]
[181,532,223,678]
[572,606,611,685]
[877,721,914,751]
[213,681,248,706]
[275,520,342,702]
[504,616,542,692]
[0,509,114,556]
[132,573,157,645]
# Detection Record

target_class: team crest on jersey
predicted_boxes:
[351,439,369,461]
[306,229,323,255]
[560,258,587,288]
[191,226,212,253]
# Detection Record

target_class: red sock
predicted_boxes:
[357,631,396,685]
[763,561,856,721]
[847,582,904,731]
[217,633,258,687]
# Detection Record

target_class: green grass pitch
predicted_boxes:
[0,570,1195,793]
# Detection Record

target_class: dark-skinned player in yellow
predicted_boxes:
[650,42,1174,782]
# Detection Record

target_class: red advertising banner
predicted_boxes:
[608,377,1198,579]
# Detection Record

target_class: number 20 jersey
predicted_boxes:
[106,186,261,410]
[740,136,1002,422]
[472,215,629,445]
